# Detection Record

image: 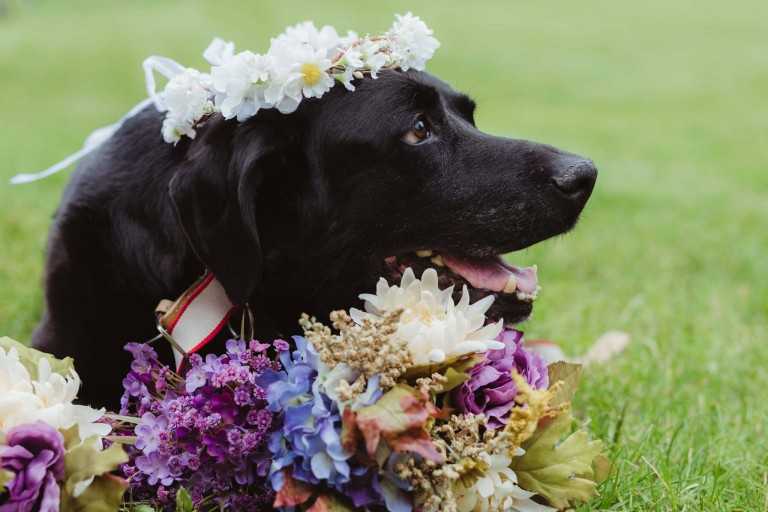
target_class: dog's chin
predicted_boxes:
[382,250,539,326]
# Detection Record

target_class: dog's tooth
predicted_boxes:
[503,275,518,294]
[430,255,445,267]
[416,250,433,258]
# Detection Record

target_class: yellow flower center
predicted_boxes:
[402,302,445,325]
[300,63,323,86]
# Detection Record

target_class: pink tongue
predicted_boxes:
[441,254,538,294]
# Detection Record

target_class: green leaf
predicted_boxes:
[547,361,582,407]
[511,411,606,509]
[61,437,129,512]
[175,487,194,512]
[63,438,128,497]
[0,336,75,377]
[404,353,482,380]
[354,384,442,462]
[440,366,470,393]
[60,425,82,451]
[61,474,127,512]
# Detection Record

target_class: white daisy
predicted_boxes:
[296,49,335,98]
[350,268,504,366]
[269,41,335,101]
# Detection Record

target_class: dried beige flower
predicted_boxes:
[300,309,413,398]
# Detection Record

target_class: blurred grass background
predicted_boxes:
[1,0,767,509]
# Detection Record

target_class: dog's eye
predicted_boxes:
[402,115,432,145]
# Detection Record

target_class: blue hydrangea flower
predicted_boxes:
[257,336,353,491]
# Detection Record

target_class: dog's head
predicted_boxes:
[169,69,596,331]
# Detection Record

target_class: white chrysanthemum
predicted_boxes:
[211,51,274,121]
[456,452,556,512]
[160,68,214,143]
[350,268,504,366]
[387,12,440,71]
[0,347,111,443]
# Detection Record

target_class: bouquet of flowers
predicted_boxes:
[118,268,609,512]
[0,337,127,512]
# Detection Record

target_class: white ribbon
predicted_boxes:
[10,56,185,185]
[162,274,235,370]
[142,55,185,111]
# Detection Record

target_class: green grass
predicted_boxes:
[1,0,767,509]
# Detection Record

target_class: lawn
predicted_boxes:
[1,0,767,509]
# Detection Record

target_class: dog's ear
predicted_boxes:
[168,118,280,305]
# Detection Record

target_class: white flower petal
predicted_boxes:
[427,349,446,363]
[421,268,439,291]
[476,476,494,498]
[400,267,416,288]
[203,38,236,66]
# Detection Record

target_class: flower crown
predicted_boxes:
[147,13,440,144]
[9,13,439,185]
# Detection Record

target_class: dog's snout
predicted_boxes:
[550,159,598,200]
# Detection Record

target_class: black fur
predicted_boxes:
[32,70,596,407]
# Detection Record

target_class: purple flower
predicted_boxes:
[135,412,169,454]
[0,422,65,512]
[273,339,290,352]
[452,329,549,429]
[122,372,148,397]
[125,342,159,364]
[119,337,279,509]
[136,451,175,486]
[184,366,207,393]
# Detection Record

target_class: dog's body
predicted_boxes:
[32,70,596,407]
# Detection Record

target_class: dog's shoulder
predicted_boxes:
[52,105,196,291]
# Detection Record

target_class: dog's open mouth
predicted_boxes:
[383,250,539,326]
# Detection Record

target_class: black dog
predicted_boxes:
[32,70,596,407]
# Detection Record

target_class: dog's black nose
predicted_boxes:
[550,158,598,200]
